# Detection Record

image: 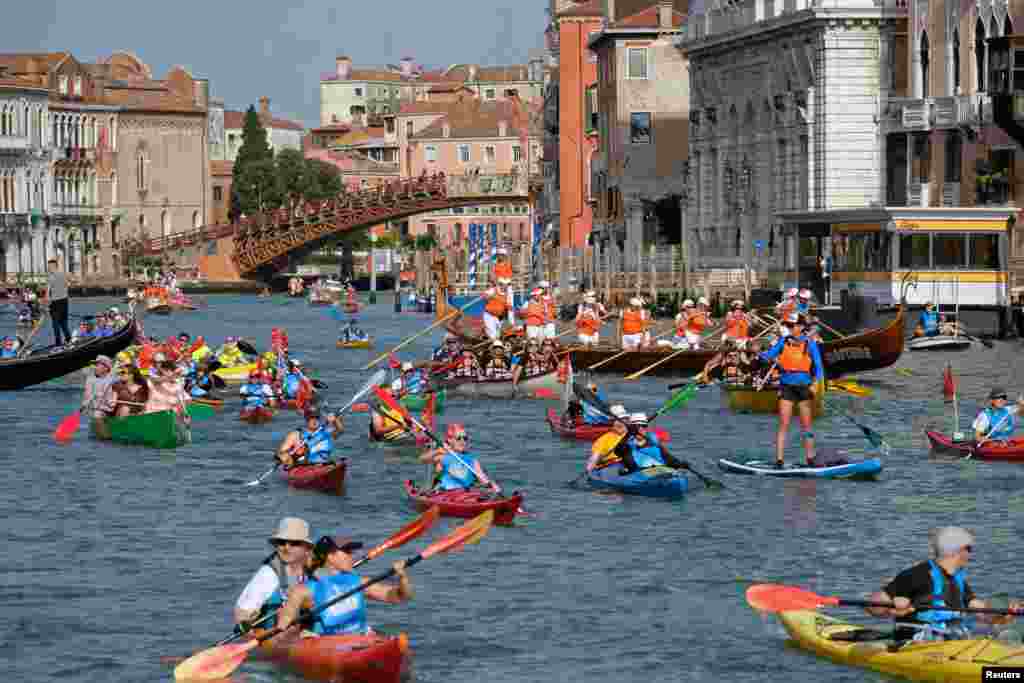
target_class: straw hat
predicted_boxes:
[697,296,709,306]
[629,297,642,307]
[609,404,628,418]
[731,300,744,308]
[268,517,313,546]
[401,361,414,372]
[629,412,649,425]
[798,289,812,300]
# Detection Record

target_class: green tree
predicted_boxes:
[230,105,273,219]
[275,148,308,201]
[236,158,283,215]
[305,158,343,201]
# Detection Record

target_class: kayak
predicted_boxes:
[399,389,446,414]
[213,362,258,384]
[281,460,347,494]
[717,457,882,479]
[545,408,671,442]
[336,338,371,349]
[255,630,410,683]
[403,480,522,526]
[192,397,224,410]
[721,379,826,416]
[925,430,1024,461]
[777,609,1024,683]
[586,464,689,499]
[908,334,972,351]
[441,369,562,399]
[240,406,275,424]
[826,379,871,397]
[94,408,191,448]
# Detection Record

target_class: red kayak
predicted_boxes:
[404,480,522,526]
[545,408,671,443]
[283,460,347,494]
[256,631,410,683]
[925,430,1024,461]
[240,406,275,424]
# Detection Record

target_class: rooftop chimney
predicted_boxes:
[400,56,414,77]
[336,56,352,80]
[259,96,270,115]
[658,0,673,28]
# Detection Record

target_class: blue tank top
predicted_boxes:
[404,371,426,394]
[283,372,302,398]
[438,452,480,490]
[982,406,1015,440]
[796,301,810,314]
[240,383,268,408]
[0,347,16,359]
[630,441,666,469]
[917,560,970,628]
[310,571,368,635]
[302,426,333,464]
[920,310,939,334]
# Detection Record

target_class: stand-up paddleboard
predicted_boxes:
[717,457,882,479]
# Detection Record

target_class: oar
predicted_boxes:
[17,309,48,358]
[832,404,889,454]
[173,511,495,682]
[236,340,259,356]
[363,295,484,370]
[210,507,441,647]
[623,324,725,381]
[746,583,1023,616]
[585,323,674,371]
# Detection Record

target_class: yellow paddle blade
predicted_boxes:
[420,510,494,558]
[592,432,624,458]
[827,380,872,397]
[174,639,259,681]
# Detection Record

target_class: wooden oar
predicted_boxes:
[17,309,49,358]
[623,324,724,381]
[586,324,674,371]
[746,583,1023,616]
[209,507,441,647]
[363,295,484,370]
[173,511,495,681]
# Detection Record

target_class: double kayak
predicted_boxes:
[925,430,1024,461]
[586,464,689,499]
[93,408,191,448]
[717,457,882,479]
[777,609,1024,683]
[403,480,522,525]
[282,460,347,494]
[255,630,410,683]
[240,406,275,424]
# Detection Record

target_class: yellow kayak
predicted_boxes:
[213,362,258,384]
[778,609,1024,683]
[721,379,825,417]
[336,338,372,349]
[827,379,872,397]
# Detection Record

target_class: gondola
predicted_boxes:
[0,317,137,391]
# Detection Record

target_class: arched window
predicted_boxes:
[161,209,170,237]
[192,210,201,229]
[953,28,961,94]
[977,18,987,91]
[921,31,930,97]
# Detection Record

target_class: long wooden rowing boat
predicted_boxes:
[437,368,562,399]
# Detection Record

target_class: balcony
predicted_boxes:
[52,203,104,221]
[941,182,961,206]
[0,135,30,152]
[886,94,993,132]
[908,181,930,207]
[54,147,95,161]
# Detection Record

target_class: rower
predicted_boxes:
[667,300,694,349]
[575,380,611,426]
[759,313,824,468]
[282,360,306,401]
[0,336,19,358]
[451,349,482,379]
[190,336,213,363]
[613,413,687,474]
[686,297,713,350]
[972,387,1024,443]
[538,280,557,340]
[914,302,940,338]
[796,289,813,315]
[370,402,409,441]
[776,288,799,337]
[186,362,216,398]
[391,361,428,396]
[275,534,412,638]
[483,279,512,340]
[81,355,116,426]
[432,334,463,364]
[585,405,630,472]
[722,300,751,349]
[620,297,648,350]
[234,518,315,632]
[864,527,1021,641]
[575,292,604,347]
[494,247,514,282]
[277,409,342,467]
[536,338,559,373]
[483,341,514,380]
[340,318,368,343]
[418,423,501,493]
[519,288,546,341]
[241,370,276,411]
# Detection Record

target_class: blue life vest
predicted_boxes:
[796,301,810,314]
[190,383,208,398]
[283,372,302,399]
[403,370,426,395]
[301,425,333,464]
[981,406,1015,440]
[240,382,269,408]
[310,571,368,635]
[438,451,480,490]
[916,560,971,630]
[920,310,939,335]
[0,347,16,359]
[629,439,666,469]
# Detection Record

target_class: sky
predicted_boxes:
[2,0,548,127]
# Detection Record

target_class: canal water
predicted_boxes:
[2,295,1023,683]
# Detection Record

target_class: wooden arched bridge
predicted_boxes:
[138,172,529,278]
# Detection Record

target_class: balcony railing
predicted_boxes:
[52,203,103,218]
[941,182,961,207]
[0,136,30,151]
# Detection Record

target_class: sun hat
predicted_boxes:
[698,296,709,305]
[931,526,974,558]
[609,404,628,418]
[498,277,512,285]
[268,517,313,546]
[629,412,649,425]
[492,340,505,349]
[629,297,642,307]
[798,289,812,300]
[682,299,694,308]
[732,300,744,308]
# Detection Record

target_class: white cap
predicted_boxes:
[585,290,596,297]
[930,526,974,558]
[110,306,120,313]
[698,296,709,305]
[629,297,642,307]
[798,289,812,300]
[629,412,649,425]
[401,361,414,372]
[492,340,505,349]
[497,247,508,255]
[498,277,512,285]
[675,312,685,320]
[290,358,303,366]
[786,288,799,298]
[609,404,628,418]
[731,300,744,307]
[683,299,694,308]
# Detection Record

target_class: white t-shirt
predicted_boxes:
[972,405,1019,433]
[235,565,280,612]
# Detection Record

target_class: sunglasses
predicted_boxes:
[273,540,307,548]
[451,434,468,441]
[963,545,974,554]
[993,396,1008,401]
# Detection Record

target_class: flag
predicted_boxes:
[942,363,956,402]
[388,353,402,370]
[468,223,478,287]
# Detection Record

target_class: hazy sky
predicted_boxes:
[3,0,547,127]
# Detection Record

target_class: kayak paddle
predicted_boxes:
[831,405,889,455]
[351,402,370,412]
[54,409,82,443]
[236,339,259,356]
[746,583,1023,616]
[210,507,441,647]
[174,510,494,681]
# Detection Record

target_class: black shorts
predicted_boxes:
[779,384,813,403]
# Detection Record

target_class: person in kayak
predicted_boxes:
[81,355,117,425]
[864,527,1022,641]
[240,370,276,411]
[972,387,1024,443]
[281,360,307,402]
[611,413,688,474]
[370,403,409,441]
[277,409,343,466]
[391,361,428,396]
[578,380,611,426]
[217,337,245,367]
[585,406,631,471]
[275,534,412,638]
[0,335,20,358]
[760,313,824,468]
[419,423,501,494]
[913,302,941,338]
[340,319,368,343]
[234,517,315,632]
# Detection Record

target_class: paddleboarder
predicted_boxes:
[759,313,824,468]
[234,517,314,632]
[972,387,1024,443]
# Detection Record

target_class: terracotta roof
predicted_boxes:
[611,4,687,28]
[311,123,353,133]
[223,110,304,131]
[555,0,604,17]
[398,101,464,116]
[0,52,70,75]
[410,99,541,140]
[211,160,234,176]
[0,76,48,92]
[428,82,472,93]
[100,86,203,113]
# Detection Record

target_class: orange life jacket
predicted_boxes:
[522,300,545,327]
[542,296,556,322]
[485,290,509,317]
[495,260,513,280]
[778,300,797,318]
[622,309,646,335]
[778,338,812,373]
[686,311,708,334]
[577,309,601,334]
[675,317,688,336]
[725,312,750,339]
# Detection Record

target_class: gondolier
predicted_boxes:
[45,258,72,346]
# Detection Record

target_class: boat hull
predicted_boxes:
[336,338,372,349]
[441,369,561,399]
[240,406,275,424]
[586,465,689,498]
[908,335,972,351]
[282,460,347,494]
[96,408,190,448]
[721,381,825,417]
[404,480,522,525]
[717,457,882,479]
[212,362,257,384]
[925,430,1024,460]
[256,631,410,683]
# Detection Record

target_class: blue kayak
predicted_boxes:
[716,457,882,479]
[586,465,689,499]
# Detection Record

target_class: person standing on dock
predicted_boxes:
[45,258,72,347]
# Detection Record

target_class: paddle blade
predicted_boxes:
[420,510,494,560]
[745,583,839,613]
[236,340,258,356]
[54,410,82,443]
[651,427,671,443]
[174,639,259,681]
[942,363,956,402]
[361,507,441,564]
[532,388,558,400]
[351,403,370,413]
[373,386,414,423]
[663,383,698,413]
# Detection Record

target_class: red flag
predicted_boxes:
[942,363,956,402]
[388,353,402,369]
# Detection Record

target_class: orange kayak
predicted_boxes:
[256,631,411,683]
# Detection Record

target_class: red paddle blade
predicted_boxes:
[652,427,671,443]
[173,639,259,681]
[54,410,82,443]
[745,583,839,613]
[532,388,557,400]
[420,510,494,560]
[350,403,370,413]
[373,386,413,422]
[362,507,440,562]
[942,363,956,402]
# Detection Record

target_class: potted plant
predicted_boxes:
[976,159,1010,204]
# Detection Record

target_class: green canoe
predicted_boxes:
[94,408,192,449]
[399,389,446,414]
